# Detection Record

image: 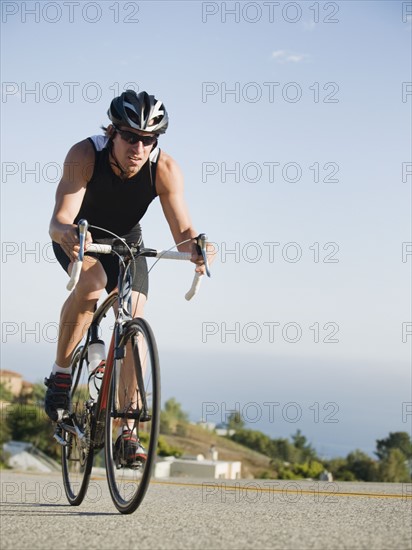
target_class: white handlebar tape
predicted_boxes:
[87,244,112,254]
[185,272,203,301]
[66,261,83,291]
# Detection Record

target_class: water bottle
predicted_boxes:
[88,339,106,401]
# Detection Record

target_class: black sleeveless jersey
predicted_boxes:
[74,136,159,241]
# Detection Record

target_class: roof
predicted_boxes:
[0,370,23,379]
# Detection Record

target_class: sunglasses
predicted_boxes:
[114,127,157,146]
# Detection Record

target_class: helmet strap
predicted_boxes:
[108,140,128,180]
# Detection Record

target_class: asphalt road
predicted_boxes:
[0,471,411,550]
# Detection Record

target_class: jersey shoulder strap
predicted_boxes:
[149,146,160,163]
[88,135,109,152]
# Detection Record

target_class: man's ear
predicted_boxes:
[151,139,158,151]
[107,124,116,138]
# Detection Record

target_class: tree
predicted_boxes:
[6,404,60,460]
[1,386,14,465]
[163,398,189,421]
[227,411,245,430]
[346,449,378,481]
[291,429,307,449]
[30,382,47,406]
[291,429,318,462]
[291,460,325,479]
[324,457,356,481]
[159,398,189,435]
[0,382,14,403]
[270,437,299,463]
[375,432,412,461]
[231,429,318,465]
[231,428,273,455]
[378,448,411,482]
[0,404,12,465]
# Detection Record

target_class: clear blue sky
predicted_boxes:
[1,1,411,457]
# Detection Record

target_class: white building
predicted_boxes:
[154,455,241,480]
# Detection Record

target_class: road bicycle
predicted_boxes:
[53,219,210,514]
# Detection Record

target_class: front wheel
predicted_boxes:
[105,318,160,514]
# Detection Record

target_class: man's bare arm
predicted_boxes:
[156,152,213,274]
[156,153,197,249]
[49,139,94,260]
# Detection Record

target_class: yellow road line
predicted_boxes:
[150,479,412,500]
[89,475,411,500]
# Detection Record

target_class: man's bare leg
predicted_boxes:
[45,257,108,421]
[56,257,108,367]
[117,290,147,431]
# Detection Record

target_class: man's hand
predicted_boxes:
[191,240,216,276]
[60,225,93,262]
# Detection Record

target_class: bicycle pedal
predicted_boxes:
[56,408,70,422]
[53,431,67,446]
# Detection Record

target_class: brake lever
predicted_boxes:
[77,219,88,261]
[196,233,211,278]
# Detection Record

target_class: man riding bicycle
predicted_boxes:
[45,90,208,464]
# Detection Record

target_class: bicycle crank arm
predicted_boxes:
[56,417,86,440]
[53,425,67,446]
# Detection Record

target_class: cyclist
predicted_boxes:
[45,90,209,465]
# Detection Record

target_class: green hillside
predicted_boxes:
[161,423,272,479]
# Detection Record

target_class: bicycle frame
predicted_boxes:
[56,243,144,448]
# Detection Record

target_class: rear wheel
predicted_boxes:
[61,346,94,505]
[105,318,160,514]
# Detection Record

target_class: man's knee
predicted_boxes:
[74,270,107,300]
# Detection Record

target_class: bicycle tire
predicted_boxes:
[104,317,160,514]
[61,345,94,505]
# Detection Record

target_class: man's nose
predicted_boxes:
[131,140,145,153]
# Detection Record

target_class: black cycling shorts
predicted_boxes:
[52,240,149,297]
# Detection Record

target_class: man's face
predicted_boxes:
[111,126,157,177]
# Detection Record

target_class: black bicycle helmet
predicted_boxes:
[108,90,169,134]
